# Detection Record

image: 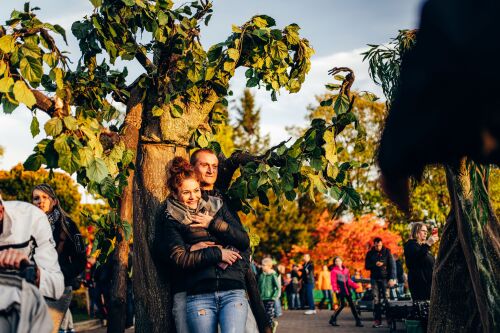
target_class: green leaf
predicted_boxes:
[63,116,78,131]
[0,60,6,76]
[90,0,102,7]
[54,135,71,154]
[223,61,234,72]
[20,56,43,83]
[78,147,94,167]
[227,48,239,61]
[152,105,164,117]
[42,53,58,68]
[30,116,40,137]
[171,104,183,118]
[245,68,253,78]
[1,96,18,113]
[13,81,36,108]
[246,77,259,88]
[44,117,63,137]
[0,35,15,53]
[0,77,14,93]
[87,157,109,183]
[23,153,45,171]
[197,135,209,148]
[122,0,135,6]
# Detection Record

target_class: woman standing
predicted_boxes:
[317,265,333,309]
[404,222,438,301]
[329,257,363,327]
[32,184,86,333]
[160,157,250,333]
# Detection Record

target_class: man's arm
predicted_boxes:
[33,212,65,299]
[365,251,375,270]
[207,203,250,251]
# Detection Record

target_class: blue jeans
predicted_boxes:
[274,297,282,317]
[290,292,301,309]
[304,283,315,310]
[186,289,248,333]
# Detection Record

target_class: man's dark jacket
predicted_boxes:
[365,246,396,281]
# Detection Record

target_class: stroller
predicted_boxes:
[0,262,71,333]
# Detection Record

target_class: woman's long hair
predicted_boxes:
[410,221,426,240]
[32,183,69,218]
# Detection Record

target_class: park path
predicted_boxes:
[79,309,394,333]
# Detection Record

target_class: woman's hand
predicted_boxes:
[190,241,220,252]
[190,212,213,229]
[220,248,242,265]
[426,234,439,246]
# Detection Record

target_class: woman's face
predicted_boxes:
[417,225,428,243]
[32,189,57,213]
[176,178,201,209]
[335,258,342,267]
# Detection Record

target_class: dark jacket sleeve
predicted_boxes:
[365,250,376,271]
[60,217,87,283]
[158,215,222,270]
[387,250,397,280]
[208,204,250,252]
[404,240,431,267]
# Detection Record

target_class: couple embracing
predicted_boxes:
[156,149,270,333]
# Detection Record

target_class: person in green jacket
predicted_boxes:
[258,258,280,332]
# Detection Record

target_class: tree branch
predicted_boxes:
[32,90,55,116]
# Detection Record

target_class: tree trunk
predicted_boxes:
[429,158,500,332]
[108,87,143,333]
[133,142,188,333]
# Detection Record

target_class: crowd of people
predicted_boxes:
[0,147,441,333]
[254,230,439,330]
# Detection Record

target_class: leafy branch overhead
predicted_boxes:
[226,68,370,213]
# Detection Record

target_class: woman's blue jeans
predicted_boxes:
[186,289,248,333]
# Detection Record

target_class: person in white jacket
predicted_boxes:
[0,196,64,299]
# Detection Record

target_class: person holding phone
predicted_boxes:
[404,222,439,301]
[158,157,250,333]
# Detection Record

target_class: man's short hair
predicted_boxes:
[373,237,383,243]
[262,257,273,267]
[190,148,216,165]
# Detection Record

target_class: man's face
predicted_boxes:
[193,152,218,189]
[375,241,383,251]
[303,254,310,262]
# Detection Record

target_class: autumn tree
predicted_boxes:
[0,2,374,332]
[233,88,270,154]
[365,29,500,332]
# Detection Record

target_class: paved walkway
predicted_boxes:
[80,310,397,333]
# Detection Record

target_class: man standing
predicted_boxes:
[301,253,316,315]
[191,149,271,333]
[365,237,396,328]
[0,196,64,299]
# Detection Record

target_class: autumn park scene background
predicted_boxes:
[1,1,499,333]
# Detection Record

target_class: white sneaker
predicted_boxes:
[304,310,317,315]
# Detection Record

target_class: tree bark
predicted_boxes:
[429,158,500,332]
[108,87,143,333]
[133,142,188,333]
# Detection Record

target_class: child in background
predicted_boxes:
[352,269,364,299]
[258,258,280,332]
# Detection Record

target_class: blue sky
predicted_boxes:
[0,0,423,169]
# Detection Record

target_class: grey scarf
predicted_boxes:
[166,196,223,225]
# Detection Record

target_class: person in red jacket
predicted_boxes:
[329,257,363,327]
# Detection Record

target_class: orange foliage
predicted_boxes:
[284,212,402,277]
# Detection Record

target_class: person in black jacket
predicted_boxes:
[191,148,271,333]
[364,237,396,328]
[159,157,250,333]
[403,222,438,301]
[32,183,86,333]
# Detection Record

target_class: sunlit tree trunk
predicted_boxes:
[429,158,500,332]
[108,87,143,333]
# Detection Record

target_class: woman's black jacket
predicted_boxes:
[157,201,250,296]
[403,239,435,301]
[53,215,87,287]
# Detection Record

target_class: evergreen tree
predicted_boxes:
[233,89,270,154]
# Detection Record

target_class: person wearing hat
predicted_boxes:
[0,195,64,299]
